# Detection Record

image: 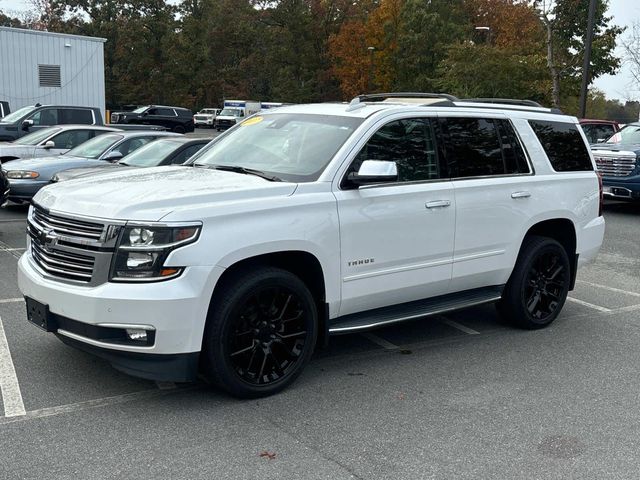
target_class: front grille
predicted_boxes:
[194,115,208,121]
[593,152,638,177]
[32,205,104,241]
[216,119,235,128]
[28,228,95,282]
[27,205,113,284]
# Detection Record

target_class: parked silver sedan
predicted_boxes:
[0,125,119,164]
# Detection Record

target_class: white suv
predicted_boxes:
[18,94,605,397]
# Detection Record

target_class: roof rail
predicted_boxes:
[462,98,543,107]
[357,92,460,102]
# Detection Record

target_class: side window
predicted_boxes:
[529,120,593,171]
[149,108,174,116]
[114,137,153,156]
[50,130,92,149]
[171,144,203,164]
[496,119,530,174]
[29,108,58,126]
[59,109,93,125]
[348,118,440,183]
[441,117,505,178]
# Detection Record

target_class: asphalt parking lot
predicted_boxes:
[0,200,639,479]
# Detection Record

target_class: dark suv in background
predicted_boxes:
[0,104,102,141]
[109,105,194,133]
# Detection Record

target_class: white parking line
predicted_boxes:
[0,314,26,417]
[440,318,480,335]
[0,248,25,252]
[361,332,399,350]
[566,297,611,313]
[0,298,24,304]
[576,280,640,298]
[0,240,21,260]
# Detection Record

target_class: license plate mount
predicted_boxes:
[25,297,56,332]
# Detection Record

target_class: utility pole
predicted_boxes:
[367,46,375,92]
[579,0,597,118]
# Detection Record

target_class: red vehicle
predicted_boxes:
[579,119,621,144]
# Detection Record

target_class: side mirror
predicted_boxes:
[347,160,398,187]
[21,119,34,131]
[103,150,124,161]
[43,140,55,149]
[142,111,149,116]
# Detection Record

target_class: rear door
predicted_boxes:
[335,116,456,316]
[439,114,537,293]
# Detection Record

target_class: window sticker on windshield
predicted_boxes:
[241,116,263,127]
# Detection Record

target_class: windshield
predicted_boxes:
[15,127,62,145]
[219,108,243,117]
[132,106,149,114]
[0,106,36,124]
[606,125,640,144]
[120,139,182,167]
[200,109,216,114]
[65,133,123,159]
[192,113,362,182]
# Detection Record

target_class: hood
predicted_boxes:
[34,166,298,221]
[591,143,640,153]
[55,163,124,181]
[0,144,36,158]
[2,156,93,171]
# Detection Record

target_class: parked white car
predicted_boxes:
[0,125,119,164]
[18,94,604,398]
[193,108,221,128]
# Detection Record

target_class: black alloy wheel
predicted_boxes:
[498,235,571,329]
[203,267,317,398]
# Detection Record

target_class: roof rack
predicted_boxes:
[462,98,543,107]
[357,92,460,102]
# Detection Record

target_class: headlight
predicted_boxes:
[6,170,39,179]
[109,223,201,282]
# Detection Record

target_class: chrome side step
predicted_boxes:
[328,286,503,334]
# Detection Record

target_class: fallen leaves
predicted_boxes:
[259,451,277,460]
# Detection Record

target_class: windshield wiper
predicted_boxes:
[202,164,282,182]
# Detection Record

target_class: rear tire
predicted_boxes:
[497,235,571,329]
[202,267,318,398]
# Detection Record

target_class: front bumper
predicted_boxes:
[602,177,640,201]
[7,179,49,202]
[18,252,225,381]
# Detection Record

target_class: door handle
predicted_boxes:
[425,200,451,209]
[511,191,531,199]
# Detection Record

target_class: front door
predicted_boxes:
[335,117,455,316]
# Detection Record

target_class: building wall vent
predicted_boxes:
[38,64,62,87]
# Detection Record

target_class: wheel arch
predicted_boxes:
[522,218,578,289]
[208,250,330,348]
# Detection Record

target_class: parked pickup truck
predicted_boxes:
[0,104,103,141]
[18,94,604,398]
[592,122,640,201]
[193,108,221,128]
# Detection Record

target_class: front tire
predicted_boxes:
[202,267,318,398]
[173,125,186,134]
[497,235,571,329]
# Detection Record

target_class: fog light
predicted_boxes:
[126,329,147,342]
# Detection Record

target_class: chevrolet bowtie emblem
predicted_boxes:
[39,228,58,250]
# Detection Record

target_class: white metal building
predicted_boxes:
[0,27,106,117]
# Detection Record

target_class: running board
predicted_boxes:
[328,286,504,334]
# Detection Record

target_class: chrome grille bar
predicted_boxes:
[32,205,104,240]
[593,151,637,177]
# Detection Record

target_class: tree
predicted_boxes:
[531,0,623,109]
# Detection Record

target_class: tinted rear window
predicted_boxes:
[529,120,593,171]
[440,117,529,178]
[60,109,94,124]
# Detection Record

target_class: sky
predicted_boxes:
[1,0,638,101]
